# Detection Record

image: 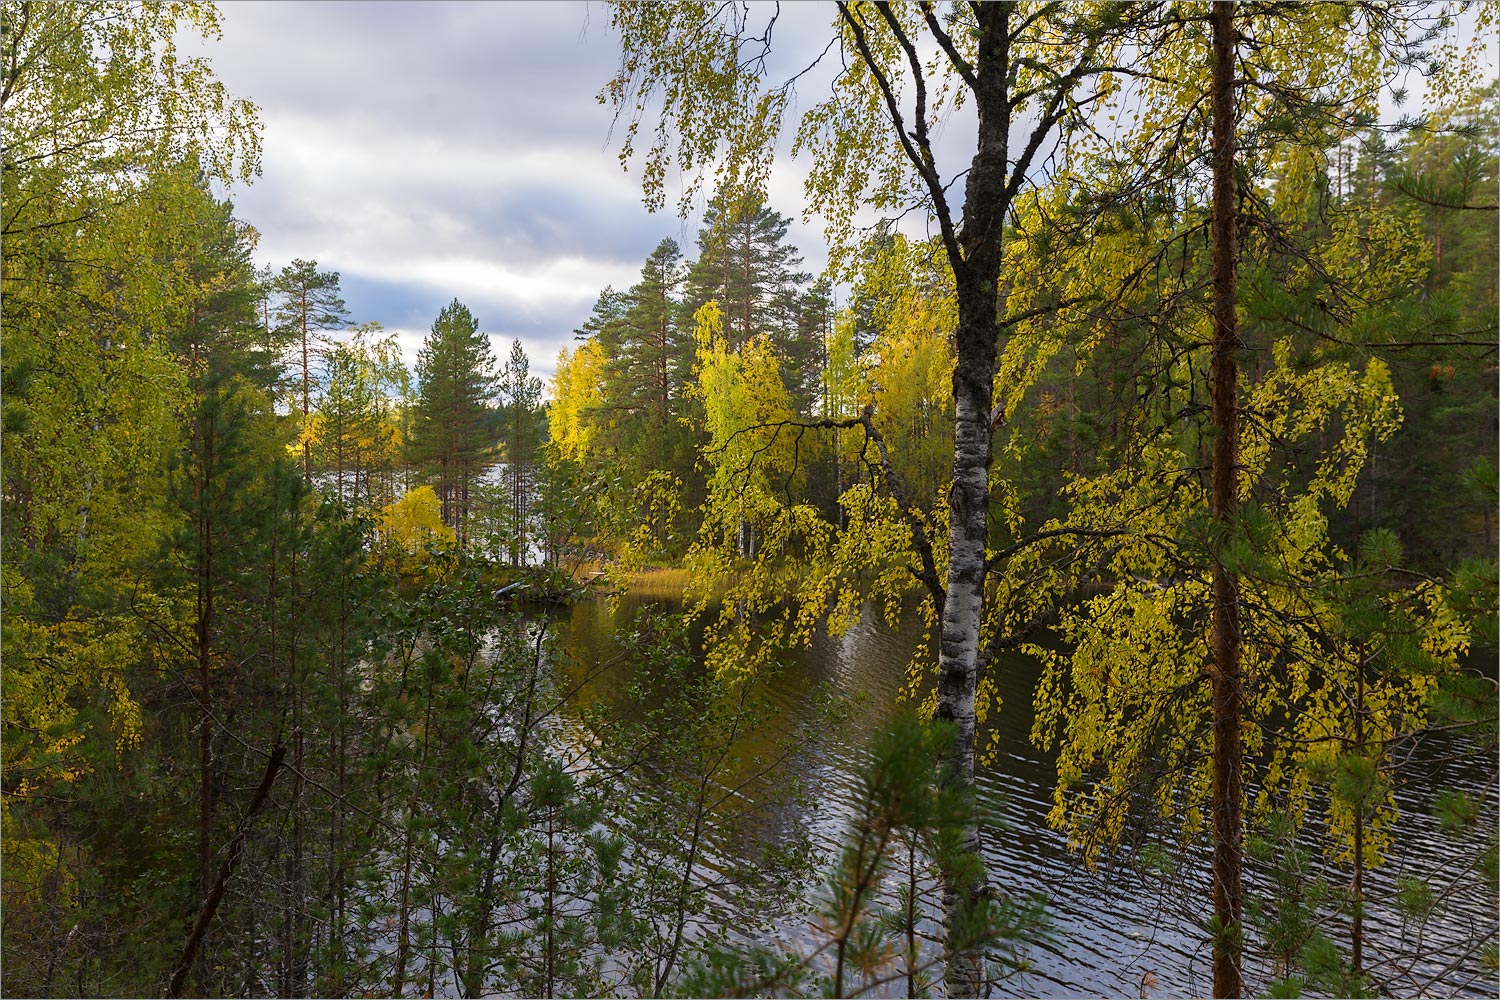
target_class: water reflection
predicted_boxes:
[552,592,1497,998]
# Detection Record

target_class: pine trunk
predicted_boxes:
[1209,4,1244,997]
[195,412,216,997]
[301,294,311,484]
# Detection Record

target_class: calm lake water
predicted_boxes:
[552,591,1498,998]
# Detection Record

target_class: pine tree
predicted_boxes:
[411,299,497,547]
[617,238,689,439]
[563,288,631,465]
[788,276,835,414]
[682,186,811,356]
[143,168,289,997]
[575,285,632,356]
[270,259,349,482]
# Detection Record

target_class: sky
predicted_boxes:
[194,2,1496,389]
[196,1,847,385]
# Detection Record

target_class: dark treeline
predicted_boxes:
[2,3,1496,999]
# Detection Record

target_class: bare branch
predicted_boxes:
[837,2,963,268]
[918,2,978,92]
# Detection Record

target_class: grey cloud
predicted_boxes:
[331,272,579,384]
[334,257,623,340]
[241,162,661,268]
[214,2,619,149]
[204,0,847,388]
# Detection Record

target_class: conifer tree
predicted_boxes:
[617,238,689,439]
[561,289,631,467]
[411,299,497,547]
[160,175,281,996]
[788,277,836,414]
[271,259,349,482]
[682,186,811,359]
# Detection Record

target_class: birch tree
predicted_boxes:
[604,4,1151,991]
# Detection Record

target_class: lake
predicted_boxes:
[551,590,1498,998]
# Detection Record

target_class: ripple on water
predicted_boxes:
[554,594,1498,998]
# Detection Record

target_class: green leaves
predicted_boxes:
[1298,930,1373,998]
[602,2,786,216]
[1433,789,1484,834]
[410,299,499,545]
[2,0,267,830]
[1,1,261,202]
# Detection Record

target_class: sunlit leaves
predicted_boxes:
[377,485,456,566]
[549,338,609,464]
[0,0,262,205]
[691,299,800,526]
[1026,335,1466,867]
[601,2,787,216]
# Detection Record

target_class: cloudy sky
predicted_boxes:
[195,3,1494,388]
[196,1,848,384]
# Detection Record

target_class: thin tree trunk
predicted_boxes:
[1352,646,1366,978]
[195,412,216,997]
[270,479,293,1000]
[391,657,435,998]
[287,534,308,998]
[301,292,311,484]
[933,5,1010,995]
[391,826,416,997]
[742,210,752,345]
[331,553,349,994]
[169,746,286,999]
[290,722,306,996]
[545,815,556,1000]
[906,835,919,998]
[1208,4,1244,996]
[514,404,526,566]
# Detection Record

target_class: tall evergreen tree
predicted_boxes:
[681,186,811,356]
[271,259,349,482]
[158,174,280,996]
[575,285,632,355]
[411,299,497,547]
[617,238,689,437]
[788,276,836,414]
[565,287,633,466]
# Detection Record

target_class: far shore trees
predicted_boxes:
[271,259,350,481]
[412,299,498,547]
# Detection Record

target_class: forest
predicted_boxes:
[1,2,1496,998]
